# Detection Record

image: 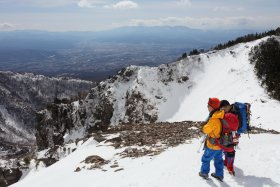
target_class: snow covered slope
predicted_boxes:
[12,36,280,187]
[12,134,280,187]
[165,36,280,132]
[89,35,280,132]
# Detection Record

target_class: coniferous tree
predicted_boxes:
[189,49,200,56]
[250,37,280,100]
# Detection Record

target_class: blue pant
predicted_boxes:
[200,147,224,178]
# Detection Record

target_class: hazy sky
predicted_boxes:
[0,0,279,31]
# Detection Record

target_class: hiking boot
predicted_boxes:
[211,173,223,182]
[229,171,235,176]
[199,172,209,179]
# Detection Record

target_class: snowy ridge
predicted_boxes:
[12,36,280,187]
[80,36,280,131]
[37,59,200,148]
[166,36,280,132]
[35,36,280,150]
[85,52,204,125]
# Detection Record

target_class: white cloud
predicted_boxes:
[0,22,15,30]
[123,16,255,29]
[78,0,96,8]
[104,0,138,9]
[236,7,245,11]
[0,0,77,7]
[0,0,104,7]
[77,0,106,8]
[176,0,191,6]
[213,6,230,12]
[213,6,245,12]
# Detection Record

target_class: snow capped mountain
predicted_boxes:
[9,35,280,187]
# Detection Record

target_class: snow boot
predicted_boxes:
[199,172,209,180]
[227,164,235,176]
[229,170,235,176]
[211,173,223,182]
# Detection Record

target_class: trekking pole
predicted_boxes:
[197,135,206,153]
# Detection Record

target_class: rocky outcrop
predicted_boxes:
[124,90,157,124]
[106,121,203,149]
[0,167,22,187]
[36,103,74,150]
[36,158,58,167]
[35,62,195,150]
[36,91,114,150]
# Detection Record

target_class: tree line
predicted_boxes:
[179,27,280,59]
[250,37,280,100]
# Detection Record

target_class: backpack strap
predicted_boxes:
[245,103,252,138]
[208,118,225,145]
[220,118,231,133]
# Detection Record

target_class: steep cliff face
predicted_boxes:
[0,167,22,187]
[0,71,94,154]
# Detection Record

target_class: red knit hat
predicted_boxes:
[208,98,220,110]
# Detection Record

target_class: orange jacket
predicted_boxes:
[203,110,224,150]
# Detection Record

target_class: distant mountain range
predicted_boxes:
[0,26,261,49]
[0,26,262,80]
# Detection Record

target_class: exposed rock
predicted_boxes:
[36,157,58,167]
[110,164,119,168]
[124,91,158,123]
[91,133,106,143]
[249,126,280,134]
[107,121,203,147]
[114,168,124,172]
[117,67,135,79]
[74,167,81,172]
[0,167,22,187]
[119,147,157,158]
[79,155,109,171]
[105,137,122,144]
[84,155,107,165]
[91,95,114,132]
[36,103,74,150]
[181,76,189,82]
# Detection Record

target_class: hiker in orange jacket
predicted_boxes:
[199,98,224,181]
